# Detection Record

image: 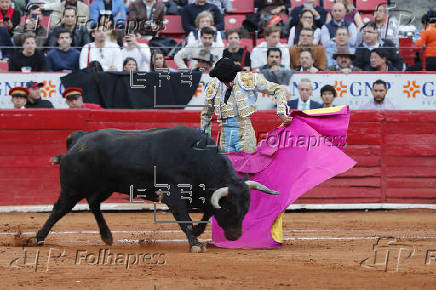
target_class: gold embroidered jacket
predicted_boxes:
[200,72,289,134]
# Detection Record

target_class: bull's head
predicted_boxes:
[211,180,278,241]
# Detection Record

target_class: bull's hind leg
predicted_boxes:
[35,190,83,245]
[162,191,206,253]
[87,193,113,245]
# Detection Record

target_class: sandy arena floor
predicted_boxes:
[1,210,436,289]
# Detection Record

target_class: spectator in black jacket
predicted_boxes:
[9,32,47,71]
[365,48,398,71]
[48,7,90,50]
[353,22,403,71]
[181,0,223,33]
[0,25,12,59]
[25,81,54,108]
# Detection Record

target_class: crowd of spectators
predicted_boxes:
[0,0,434,73]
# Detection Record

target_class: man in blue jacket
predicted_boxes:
[90,0,127,28]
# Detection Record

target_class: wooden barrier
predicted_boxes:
[0,109,435,206]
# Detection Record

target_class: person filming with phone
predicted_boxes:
[13,4,49,50]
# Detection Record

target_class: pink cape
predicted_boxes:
[211,106,357,249]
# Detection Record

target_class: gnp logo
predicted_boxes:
[403,81,420,98]
[403,81,435,98]
[40,80,57,98]
[193,82,204,98]
[333,81,347,97]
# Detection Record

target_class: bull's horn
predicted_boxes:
[245,181,279,195]
[210,187,229,209]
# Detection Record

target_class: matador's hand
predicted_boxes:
[278,114,293,125]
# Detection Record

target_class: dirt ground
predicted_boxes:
[1,210,436,289]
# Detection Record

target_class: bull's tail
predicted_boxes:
[50,154,64,165]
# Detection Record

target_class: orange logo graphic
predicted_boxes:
[193,83,204,98]
[333,81,347,97]
[403,81,421,98]
[40,80,57,98]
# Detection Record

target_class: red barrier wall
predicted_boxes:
[1,109,436,206]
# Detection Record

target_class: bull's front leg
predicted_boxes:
[192,210,213,237]
[162,193,206,253]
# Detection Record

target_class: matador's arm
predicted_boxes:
[200,79,219,135]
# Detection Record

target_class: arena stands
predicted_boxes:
[0,1,434,102]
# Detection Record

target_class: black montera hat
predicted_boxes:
[209,57,243,83]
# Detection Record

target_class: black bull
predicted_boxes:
[34,127,278,252]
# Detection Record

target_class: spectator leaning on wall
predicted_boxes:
[24,81,54,109]
[62,87,103,109]
[9,87,28,109]
[359,79,396,110]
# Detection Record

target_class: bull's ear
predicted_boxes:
[243,173,249,181]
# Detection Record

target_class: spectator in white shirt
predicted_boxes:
[186,10,224,47]
[174,26,223,69]
[79,26,123,71]
[251,25,290,70]
[121,32,151,71]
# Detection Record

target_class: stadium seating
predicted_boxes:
[0,60,8,72]
[160,15,185,36]
[290,0,320,7]
[166,59,178,70]
[224,14,246,30]
[356,0,385,12]
[399,37,420,66]
[227,0,254,14]
[323,0,335,9]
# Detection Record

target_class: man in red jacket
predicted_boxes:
[62,87,103,109]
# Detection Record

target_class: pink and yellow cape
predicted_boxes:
[211,105,357,248]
